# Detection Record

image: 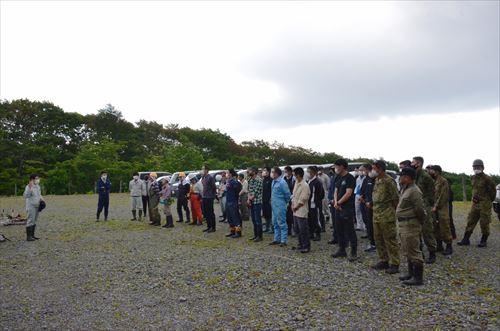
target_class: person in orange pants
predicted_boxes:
[189,176,203,225]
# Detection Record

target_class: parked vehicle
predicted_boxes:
[138,171,170,181]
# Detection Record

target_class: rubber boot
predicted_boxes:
[399,262,413,281]
[131,210,137,221]
[403,261,423,286]
[457,231,472,246]
[443,243,453,255]
[32,225,40,240]
[348,245,358,262]
[385,264,399,274]
[26,226,35,241]
[436,240,443,252]
[371,261,389,270]
[331,247,347,258]
[425,251,436,264]
[138,210,142,221]
[478,234,488,248]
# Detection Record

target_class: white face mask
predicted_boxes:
[473,169,483,175]
[133,176,139,180]
[102,176,107,181]
[369,170,378,178]
[334,168,341,175]
[34,179,40,185]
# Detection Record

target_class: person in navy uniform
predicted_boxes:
[96,171,111,222]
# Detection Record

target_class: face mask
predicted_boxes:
[133,176,139,180]
[334,168,341,175]
[34,179,40,185]
[369,170,378,178]
[102,176,107,181]
[474,169,482,175]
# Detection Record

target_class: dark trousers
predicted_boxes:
[202,198,215,229]
[308,207,322,238]
[286,204,294,235]
[294,216,310,250]
[330,206,338,242]
[360,204,375,245]
[97,195,109,219]
[251,203,263,238]
[227,201,242,228]
[319,205,325,232]
[335,209,357,254]
[177,198,190,222]
[142,196,149,216]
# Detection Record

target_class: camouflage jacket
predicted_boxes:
[415,168,435,207]
[433,175,449,210]
[396,183,426,224]
[372,173,399,223]
[471,173,496,203]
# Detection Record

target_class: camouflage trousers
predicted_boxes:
[399,219,423,264]
[373,221,400,266]
[465,202,492,236]
[434,208,452,244]
[422,205,437,252]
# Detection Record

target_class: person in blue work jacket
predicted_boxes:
[96,171,111,222]
[269,166,292,247]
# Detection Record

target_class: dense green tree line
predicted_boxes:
[1,99,497,198]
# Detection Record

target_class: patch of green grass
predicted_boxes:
[100,220,150,231]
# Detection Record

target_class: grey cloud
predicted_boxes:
[244,1,499,127]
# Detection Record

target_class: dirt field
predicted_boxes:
[0,194,498,330]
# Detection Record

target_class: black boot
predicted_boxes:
[403,261,423,286]
[457,231,472,246]
[399,262,413,281]
[385,264,399,274]
[131,210,137,221]
[138,210,143,221]
[436,240,443,252]
[348,246,358,262]
[371,261,389,270]
[32,225,40,240]
[478,234,488,248]
[26,226,35,241]
[162,215,173,228]
[331,247,347,258]
[425,251,436,264]
[443,243,453,255]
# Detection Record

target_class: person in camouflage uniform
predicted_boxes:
[458,159,497,248]
[396,167,426,286]
[429,165,453,256]
[371,160,400,274]
[411,156,437,264]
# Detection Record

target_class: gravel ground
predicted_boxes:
[0,194,498,330]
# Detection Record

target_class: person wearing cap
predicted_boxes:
[396,167,426,286]
[411,156,437,264]
[129,172,145,221]
[269,167,292,247]
[247,166,264,241]
[23,173,44,241]
[262,167,273,234]
[224,169,243,238]
[458,159,497,248]
[307,166,325,242]
[201,165,217,233]
[96,171,111,222]
[331,159,358,261]
[189,175,203,226]
[176,172,191,224]
[291,167,311,253]
[371,160,400,274]
[147,172,161,226]
[428,165,453,255]
[238,173,250,222]
[160,177,174,228]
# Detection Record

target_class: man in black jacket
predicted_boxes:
[284,166,296,236]
[308,166,324,241]
[176,172,191,223]
[262,167,273,234]
[359,164,376,252]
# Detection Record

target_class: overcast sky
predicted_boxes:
[1,1,499,174]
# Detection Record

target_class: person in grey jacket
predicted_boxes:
[129,172,145,221]
[23,174,44,241]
